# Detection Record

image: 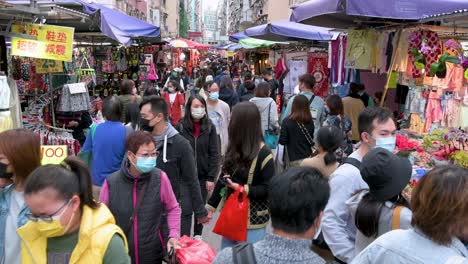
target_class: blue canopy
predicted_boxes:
[244,20,333,41]
[80,1,160,45]
[229,32,248,43]
[290,0,468,28]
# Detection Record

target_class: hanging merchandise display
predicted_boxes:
[345,29,375,70]
[308,52,329,97]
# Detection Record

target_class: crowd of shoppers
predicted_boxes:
[0,56,466,264]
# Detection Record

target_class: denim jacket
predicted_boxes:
[0,184,30,263]
[351,228,468,264]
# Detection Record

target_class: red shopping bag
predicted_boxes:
[212,186,249,242]
[176,235,216,264]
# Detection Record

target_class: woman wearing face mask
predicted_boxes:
[100,131,181,263]
[162,80,185,126]
[17,157,130,264]
[0,129,41,264]
[206,81,231,157]
[177,95,220,239]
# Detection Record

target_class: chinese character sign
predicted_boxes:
[11,24,74,61]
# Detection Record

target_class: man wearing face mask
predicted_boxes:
[139,96,210,238]
[321,107,397,264]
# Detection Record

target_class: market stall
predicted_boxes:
[0,0,163,157]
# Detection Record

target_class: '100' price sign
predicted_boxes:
[41,145,68,165]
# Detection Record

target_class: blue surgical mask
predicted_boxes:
[132,155,157,173]
[209,91,219,101]
[373,136,397,152]
[168,87,175,93]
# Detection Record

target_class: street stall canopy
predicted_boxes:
[244,20,334,41]
[290,0,468,28]
[78,1,159,45]
[238,37,288,48]
[169,38,211,49]
[229,32,248,43]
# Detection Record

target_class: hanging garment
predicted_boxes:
[432,62,464,92]
[392,30,411,72]
[376,32,390,73]
[331,35,347,84]
[424,90,443,132]
[0,76,12,132]
[283,60,307,95]
[345,30,375,70]
[441,95,461,128]
[308,52,329,97]
[407,30,442,78]
[57,83,91,112]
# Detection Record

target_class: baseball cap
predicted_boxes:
[360,148,412,202]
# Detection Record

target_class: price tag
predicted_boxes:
[68,82,87,94]
[41,145,67,165]
[35,59,64,73]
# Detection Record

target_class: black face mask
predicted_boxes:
[139,118,154,133]
[0,162,13,179]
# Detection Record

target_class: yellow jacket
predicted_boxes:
[17,204,128,264]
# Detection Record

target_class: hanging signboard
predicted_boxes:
[35,59,64,73]
[11,23,74,62]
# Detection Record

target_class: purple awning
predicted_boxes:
[229,32,248,43]
[244,20,333,41]
[291,0,468,28]
[80,1,160,45]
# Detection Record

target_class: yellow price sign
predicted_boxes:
[35,59,64,74]
[11,23,74,61]
[41,145,68,165]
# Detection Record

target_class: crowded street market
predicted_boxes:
[0,0,467,263]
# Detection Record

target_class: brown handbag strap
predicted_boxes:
[392,205,404,230]
[125,180,149,234]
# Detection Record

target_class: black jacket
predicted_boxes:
[107,161,163,262]
[156,133,208,219]
[219,87,239,110]
[240,91,254,102]
[72,111,92,146]
[279,117,315,162]
[176,121,220,182]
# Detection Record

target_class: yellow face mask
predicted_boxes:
[26,200,75,238]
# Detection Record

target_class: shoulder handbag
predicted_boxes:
[233,243,257,264]
[263,102,279,150]
[297,122,315,157]
[392,205,404,230]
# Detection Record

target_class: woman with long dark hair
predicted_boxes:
[347,148,413,255]
[207,102,275,249]
[324,95,353,161]
[301,126,342,178]
[279,94,315,167]
[18,157,130,263]
[177,95,220,239]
